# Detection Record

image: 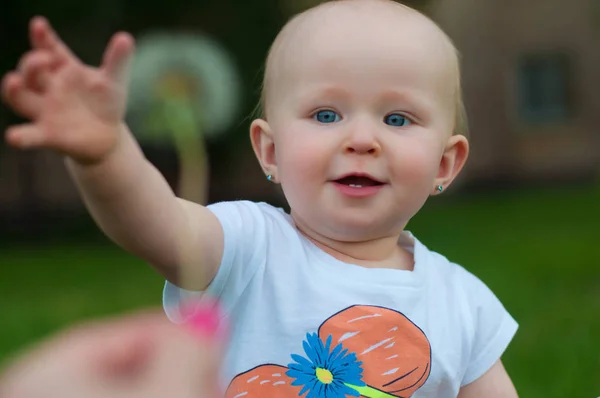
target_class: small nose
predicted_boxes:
[343,121,381,155]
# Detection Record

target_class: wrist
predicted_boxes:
[67,123,132,168]
[65,124,145,190]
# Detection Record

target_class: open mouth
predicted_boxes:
[334,175,384,188]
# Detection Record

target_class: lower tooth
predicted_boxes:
[349,184,362,188]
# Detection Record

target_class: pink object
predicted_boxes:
[181,298,226,339]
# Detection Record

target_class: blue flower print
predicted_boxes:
[286,332,366,398]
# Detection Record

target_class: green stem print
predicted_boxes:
[349,384,398,398]
[313,366,397,398]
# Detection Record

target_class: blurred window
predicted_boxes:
[517,53,572,123]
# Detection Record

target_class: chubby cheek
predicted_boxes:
[274,123,332,200]
[389,138,441,199]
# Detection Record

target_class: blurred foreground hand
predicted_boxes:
[0,304,225,398]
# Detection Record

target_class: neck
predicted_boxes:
[292,213,414,271]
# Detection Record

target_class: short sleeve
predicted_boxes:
[458,267,519,386]
[163,200,268,323]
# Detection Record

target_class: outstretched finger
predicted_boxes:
[147,301,226,398]
[17,51,55,92]
[5,124,47,150]
[1,73,43,119]
[101,32,135,86]
[29,16,77,63]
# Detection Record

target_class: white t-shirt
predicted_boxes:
[163,201,518,398]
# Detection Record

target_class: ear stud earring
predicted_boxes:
[267,174,273,182]
[436,185,443,193]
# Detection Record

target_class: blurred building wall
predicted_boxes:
[429,0,600,184]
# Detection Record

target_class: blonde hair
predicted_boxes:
[452,50,469,137]
[252,0,469,137]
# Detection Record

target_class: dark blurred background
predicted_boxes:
[1,0,599,397]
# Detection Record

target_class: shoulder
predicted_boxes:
[205,200,301,258]
[207,200,292,226]
[416,235,514,326]
[414,235,497,300]
[413,234,518,386]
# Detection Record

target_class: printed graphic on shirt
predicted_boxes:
[225,305,431,398]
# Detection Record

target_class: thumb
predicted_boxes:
[5,124,48,149]
[136,300,227,398]
[101,32,135,87]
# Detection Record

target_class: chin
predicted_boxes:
[327,212,390,240]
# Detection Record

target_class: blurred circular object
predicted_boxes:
[127,31,242,143]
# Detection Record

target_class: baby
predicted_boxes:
[2,0,518,396]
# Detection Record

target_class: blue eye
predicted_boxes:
[313,110,341,124]
[384,113,411,127]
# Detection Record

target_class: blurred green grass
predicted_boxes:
[1,185,598,397]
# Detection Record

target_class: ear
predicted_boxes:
[433,134,469,194]
[250,118,278,182]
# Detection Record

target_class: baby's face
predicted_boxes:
[261,1,461,241]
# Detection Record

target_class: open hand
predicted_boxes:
[2,17,135,164]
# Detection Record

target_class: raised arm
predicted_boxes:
[2,17,222,289]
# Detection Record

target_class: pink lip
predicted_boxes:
[332,182,384,198]
[334,172,383,184]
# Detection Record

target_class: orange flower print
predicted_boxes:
[225,305,431,398]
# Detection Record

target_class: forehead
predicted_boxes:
[265,1,457,112]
